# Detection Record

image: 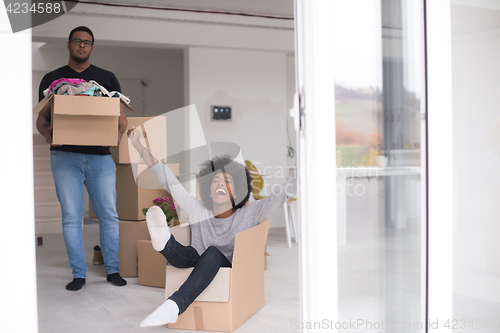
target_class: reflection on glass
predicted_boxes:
[334,0,425,331]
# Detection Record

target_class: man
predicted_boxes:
[36,26,128,291]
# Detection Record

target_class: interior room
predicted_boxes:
[2,0,499,332]
[31,1,300,332]
[32,0,425,330]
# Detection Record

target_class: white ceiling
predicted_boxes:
[94,0,295,18]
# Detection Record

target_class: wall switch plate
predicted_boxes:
[211,105,232,121]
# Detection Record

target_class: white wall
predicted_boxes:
[451,2,500,312]
[187,47,290,227]
[0,10,38,333]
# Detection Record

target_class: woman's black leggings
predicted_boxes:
[160,235,232,315]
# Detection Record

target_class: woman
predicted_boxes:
[127,127,297,327]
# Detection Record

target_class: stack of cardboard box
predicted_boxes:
[90,117,179,281]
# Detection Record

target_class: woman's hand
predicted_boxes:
[128,125,158,167]
[127,126,143,150]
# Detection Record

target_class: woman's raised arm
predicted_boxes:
[127,127,207,217]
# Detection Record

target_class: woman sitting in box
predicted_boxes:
[127,127,297,327]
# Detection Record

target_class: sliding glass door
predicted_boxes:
[296,0,427,331]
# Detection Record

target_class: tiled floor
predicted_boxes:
[35,224,300,333]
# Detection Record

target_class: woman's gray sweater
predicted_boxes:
[150,162,297,263]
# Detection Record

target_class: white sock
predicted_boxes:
[146,206,171,251]
[140,299,179,327]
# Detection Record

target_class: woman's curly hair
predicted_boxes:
[197,155,253,210]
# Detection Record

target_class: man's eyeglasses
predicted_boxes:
[70,38,92,47]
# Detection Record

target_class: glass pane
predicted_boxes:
[451,4,500,333]
[334,0,426,331]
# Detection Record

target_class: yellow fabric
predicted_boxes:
[245,160,266,200]
[245,160,296,202]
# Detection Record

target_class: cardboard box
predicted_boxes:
[89,163,181,220]
[33,95,121,146]
[264,250,270,271]
[116,164,164,221]
[136,218,182,287]
[165,220,270,332]
[166,265,231,301]
[138,240,167,288]
[134,163,180,189]
[118,221,150,277]
[110,116,167,164]
[116,164,178,221]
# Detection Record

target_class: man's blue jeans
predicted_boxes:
[160,235,232,314]
[51,151,120,278]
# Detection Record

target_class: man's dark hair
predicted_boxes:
[68,26,94,45]
[197,155,253,210]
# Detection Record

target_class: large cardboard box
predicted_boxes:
[110,116,167,164]
[165,220,270,332]
[137,216,189,287]
[33,95,121,146]
[118,221,150,277]
[137,240,167,288]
